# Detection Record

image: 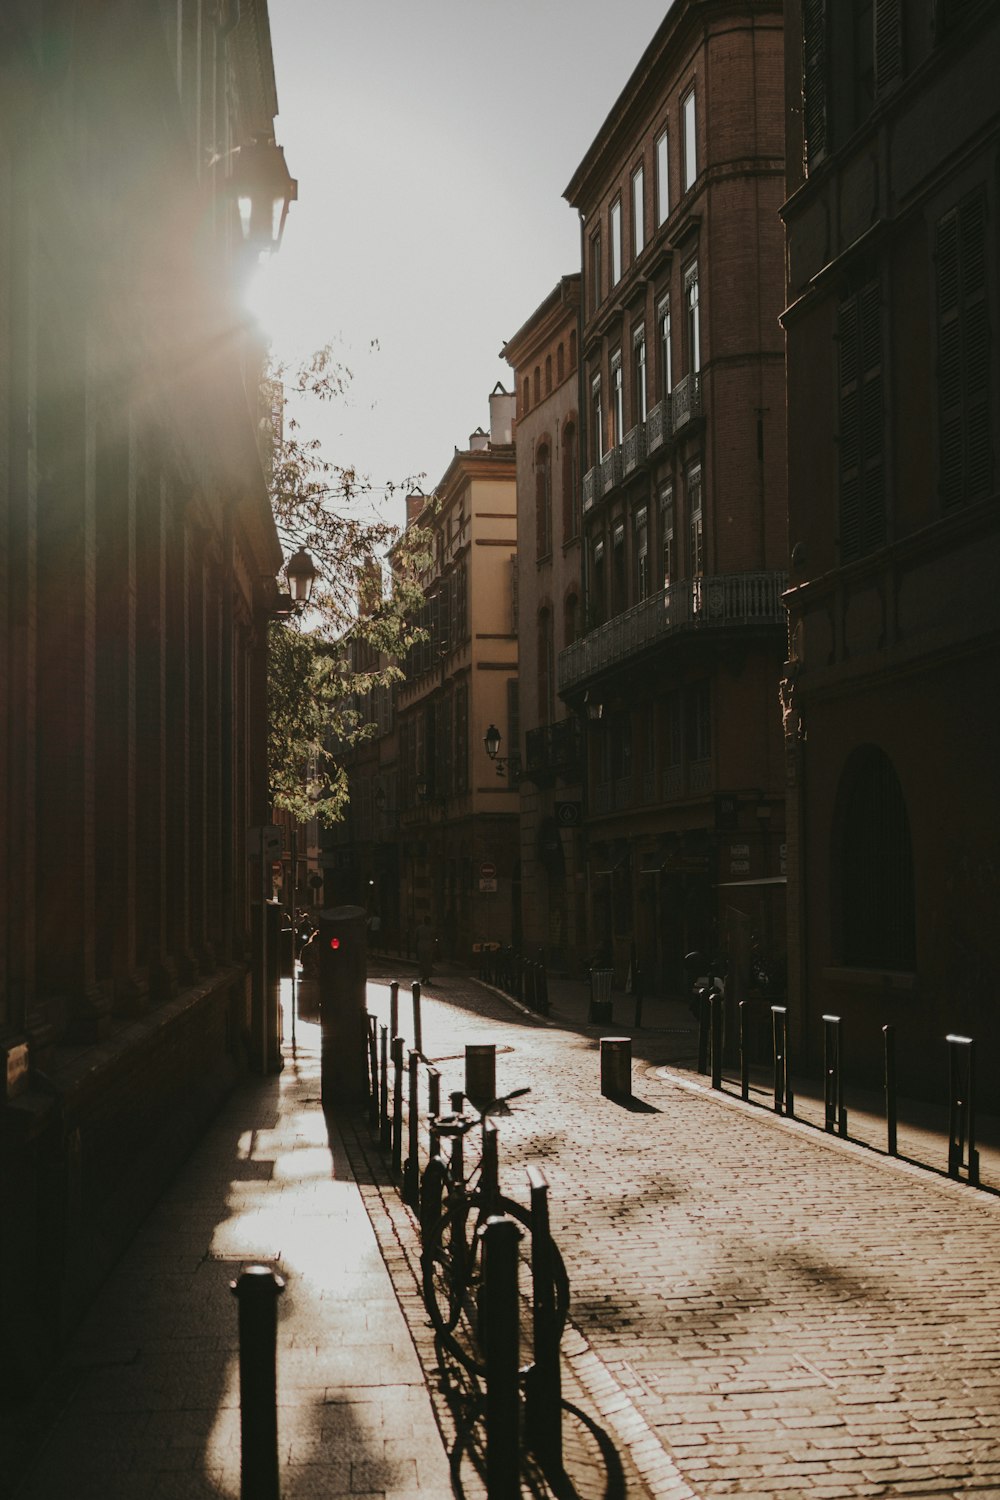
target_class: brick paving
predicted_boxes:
[366,961,1000,1500]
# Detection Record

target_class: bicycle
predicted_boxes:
[419,1087,569,1375]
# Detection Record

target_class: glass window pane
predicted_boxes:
[656,128,669,224]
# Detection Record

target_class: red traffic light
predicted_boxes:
[329,936,340,950]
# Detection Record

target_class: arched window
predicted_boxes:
[533,366,541,404]
[522,377,530,413]
[561,421,578,543]
[535,442,552,558]
[569,329,577,367]
[564,591,579,648]
[835,746,916,969]
[545,354,552,394]
[557,343,565,383]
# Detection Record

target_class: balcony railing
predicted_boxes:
[645,396,671,454]
[600,447,623,492]
[524,716,583,780]
[557,570,788,693]
[622,423,646,475]
[582,466,597,512]
[670,372,702,434]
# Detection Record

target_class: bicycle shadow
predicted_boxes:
[435,1340,627,1499]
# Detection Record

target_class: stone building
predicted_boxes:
[0,0,292,1385]
[560,0,789,997]
[503,277,586,970]
[781,0,1000,1083]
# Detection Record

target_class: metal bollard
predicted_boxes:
[480,1216,523,1500]
[389,980,399,1046]
[883,1023,897,1156]
[379,1025,390,1151]
[946,1034,980,1185]
[696,986,710,1074]
[427,1065,441,1121]
[403,1049,420,1207]
[739,1000,750,1101]
[771,1005,794,1116]
[524,1166,562,1476]
[710,990,723,1091]
[411,981,423,1058]
[600,1036,632,1098]
[367,1015,379,1130]
[231,1265,285,1500]
[391,1035,404,1177]
[465,1042,496,1105]
[822,1014,848,1137]
[481,1118,500,1217]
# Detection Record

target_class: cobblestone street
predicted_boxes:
[364,964,1000,1500]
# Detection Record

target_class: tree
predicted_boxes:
[265,346,431,826]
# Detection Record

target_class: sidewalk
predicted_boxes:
[8,985,453,1500]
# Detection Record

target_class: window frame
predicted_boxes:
[655,126,670,226]
[682,87,697,193]
[610,196,622,286]
[631,163,645,260]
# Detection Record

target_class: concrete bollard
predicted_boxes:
[600,1036,632,1098]
[465,1043,496,1105]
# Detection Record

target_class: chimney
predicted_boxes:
[468,426,489,451]
[405,491,425,527]
[489,382,515,445]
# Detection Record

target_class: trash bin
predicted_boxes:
[589,967,614,1025]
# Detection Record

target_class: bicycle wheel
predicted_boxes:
[420,1156,472,1336]
[493,1193,571,1345]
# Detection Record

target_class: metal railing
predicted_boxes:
[558,571,787,692]
[670,371,702,432]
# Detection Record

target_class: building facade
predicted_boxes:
[781,0,1000,1081]
[0,0,291,1386]
[330,390,521,961]
[503,277,586,969]
[560,0,789,996]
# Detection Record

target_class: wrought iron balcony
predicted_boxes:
[670,372,702,434]
[582,466,597,512]
[622,423,647,475]
[524,716,583,782]
[557,571,788,694]
[645,396,672,455]
[600,446,622,493]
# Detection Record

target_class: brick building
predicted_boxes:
[780,0,1000,1082]
[0,0,292,1385]
[560,0,789,996]
[503,277,585,969]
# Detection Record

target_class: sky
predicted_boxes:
[254,0,672,532]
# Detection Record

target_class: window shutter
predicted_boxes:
[802,0,828,170]
[874,0,903,95]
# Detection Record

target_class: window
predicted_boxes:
[557,343,565,383]
[562,420,579,542]
[535,442,552,558]
[684,263,700,375]
[666,690,683,765]
[655,127,670,225]
[538,609,554,726]
[632,165,645,259]
[803,0,828,169]
[635,505,649,601]
[591,375,603,464]
[805,1,904,170]
[937,191,991,507]
[564,592,579,648]
[610,198,622,286]
[545,355,552,395]
[687,462,704,578]
[838,279,885,559]
[659,483,675,587]
[570,329,577,367]
[612,521,626,614]
[658,296,673,397]
[522,377,529,413]
[589,230,602,312]
[836,745,915,968]
[591,538,606,625]
[533,366,541,404]
[633,327,647,423]
[682,88,697,192]
[611,351,623,448]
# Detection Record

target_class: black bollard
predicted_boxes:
[427,1065,441,1120]
[389,980,399,1046]
[772,1005,793,1116]
[946,1033,980,1185]
[367,1015,379,1130]
[481,1216,523,1500]
[379,1025,390,1151]
[696,986,710,1074]
[411,981,423,1057]
[403,1049,420,1207]
[739,1000,750,1101]
[823,1014,848,1137]
[883,1023,898,1156]
[710,990,723,1091]
[524,1167,563,1477]
[391,1035,404,1177]
[231,1265,285,1500]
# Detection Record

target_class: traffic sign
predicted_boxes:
[555,801,581,826]
[479,861,496,879]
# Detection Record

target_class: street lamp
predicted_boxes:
[483,723,519,779]
[285,547,317,608]
[232,135,298,256]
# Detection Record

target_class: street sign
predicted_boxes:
[479,861,496,879]
[479,877,497,893]
[555,801,582,826]
[248,824,284,860]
